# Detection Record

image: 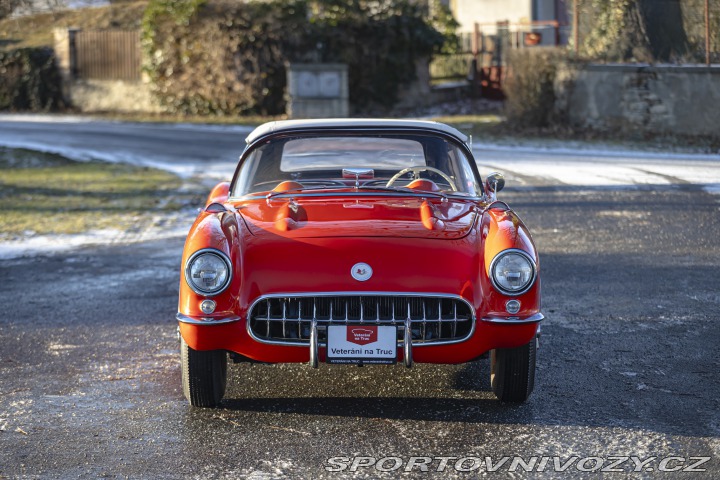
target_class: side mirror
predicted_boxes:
[485,172,505,194]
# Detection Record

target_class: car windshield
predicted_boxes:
[232,133,483,198]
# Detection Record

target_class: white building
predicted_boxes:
[449,0,570,45]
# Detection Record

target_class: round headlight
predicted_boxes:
[185,249,232,296]
[490,249,536,296]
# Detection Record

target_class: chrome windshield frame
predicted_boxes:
[230,127,485,199]
[228,190,482,203]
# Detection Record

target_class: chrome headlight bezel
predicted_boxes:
[489,248,537,296]
[184,248,233,297]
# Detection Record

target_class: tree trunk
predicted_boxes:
[582,0,691,63]
[638,0,689,61]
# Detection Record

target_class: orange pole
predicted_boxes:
[473,22,480,57]
[573,0,579,55]
[706,0,711,66]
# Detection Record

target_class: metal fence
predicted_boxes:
[430,1,717,97]
[430,21,569,83]
[75,30,141,81]
[430,21,566,97]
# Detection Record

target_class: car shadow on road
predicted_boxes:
[219,394,531,425]
[216,357,540,425]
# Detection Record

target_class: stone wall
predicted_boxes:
[53,28,160,113]
[69,79,163,113]
[394,59,434,110]
[560,64,720,137]
[286,64,349,119]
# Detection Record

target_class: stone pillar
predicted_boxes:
[286,63,349,119]
[53,27,79,103]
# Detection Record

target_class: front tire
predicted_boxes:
[491,336,537,402]
[181,336,227,407]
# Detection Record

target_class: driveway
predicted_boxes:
[0,117,718,478]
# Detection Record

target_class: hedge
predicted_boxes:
[503,48,567,128]
[0,47,65,112]
[141,0,448,115]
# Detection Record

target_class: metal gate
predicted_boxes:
[75,30,141,81]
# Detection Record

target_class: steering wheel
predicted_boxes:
[386,166,458,192]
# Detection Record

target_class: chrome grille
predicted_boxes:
[248,294,474,346]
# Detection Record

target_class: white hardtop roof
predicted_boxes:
[245,118,469,145]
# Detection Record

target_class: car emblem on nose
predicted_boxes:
[351,262,373,281]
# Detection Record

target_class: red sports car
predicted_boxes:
[177,119,543,407]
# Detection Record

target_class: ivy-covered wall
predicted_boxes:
[141,0,447,115]
[0,47,65,112]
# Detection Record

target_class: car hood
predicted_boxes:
[235,196,479,240]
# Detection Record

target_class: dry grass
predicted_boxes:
[432,114,503,139]
[87,111,286,126]
[0,1,147,51]
[0,147,203,238]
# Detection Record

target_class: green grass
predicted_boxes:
[0,147,202,239]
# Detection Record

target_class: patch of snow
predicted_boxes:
[168,122,256,134]
[0,137,199,178]
[0,115,252,179]
[703,184,720,195]
[0,114,100,123]
[476,144,720,190]
[0,114,255,134]
[597,210,649,220]
[48,344,80,355]
[0,211,193,260]
[476,142,720,162]
[0,230,120,259]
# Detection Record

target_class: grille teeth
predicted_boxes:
[249,295,474,346]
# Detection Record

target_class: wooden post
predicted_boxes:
[706,0,711,66]
[472,22,480,57]
[573,0,579,56]
[471,22,480,98]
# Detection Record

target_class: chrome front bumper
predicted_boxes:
[481,313,545,324]
[176,313,241,325]
[177,307,543,369]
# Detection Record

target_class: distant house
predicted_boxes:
[449,0,570,46]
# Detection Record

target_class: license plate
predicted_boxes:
[326,325,397,365]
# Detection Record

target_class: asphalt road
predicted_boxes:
[0,119,719,478]
[2,115,719,183]
[0,116,254,181]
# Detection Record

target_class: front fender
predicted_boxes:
[179,209,243,319]
[479,206,541,318]
[205,181,230,206]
